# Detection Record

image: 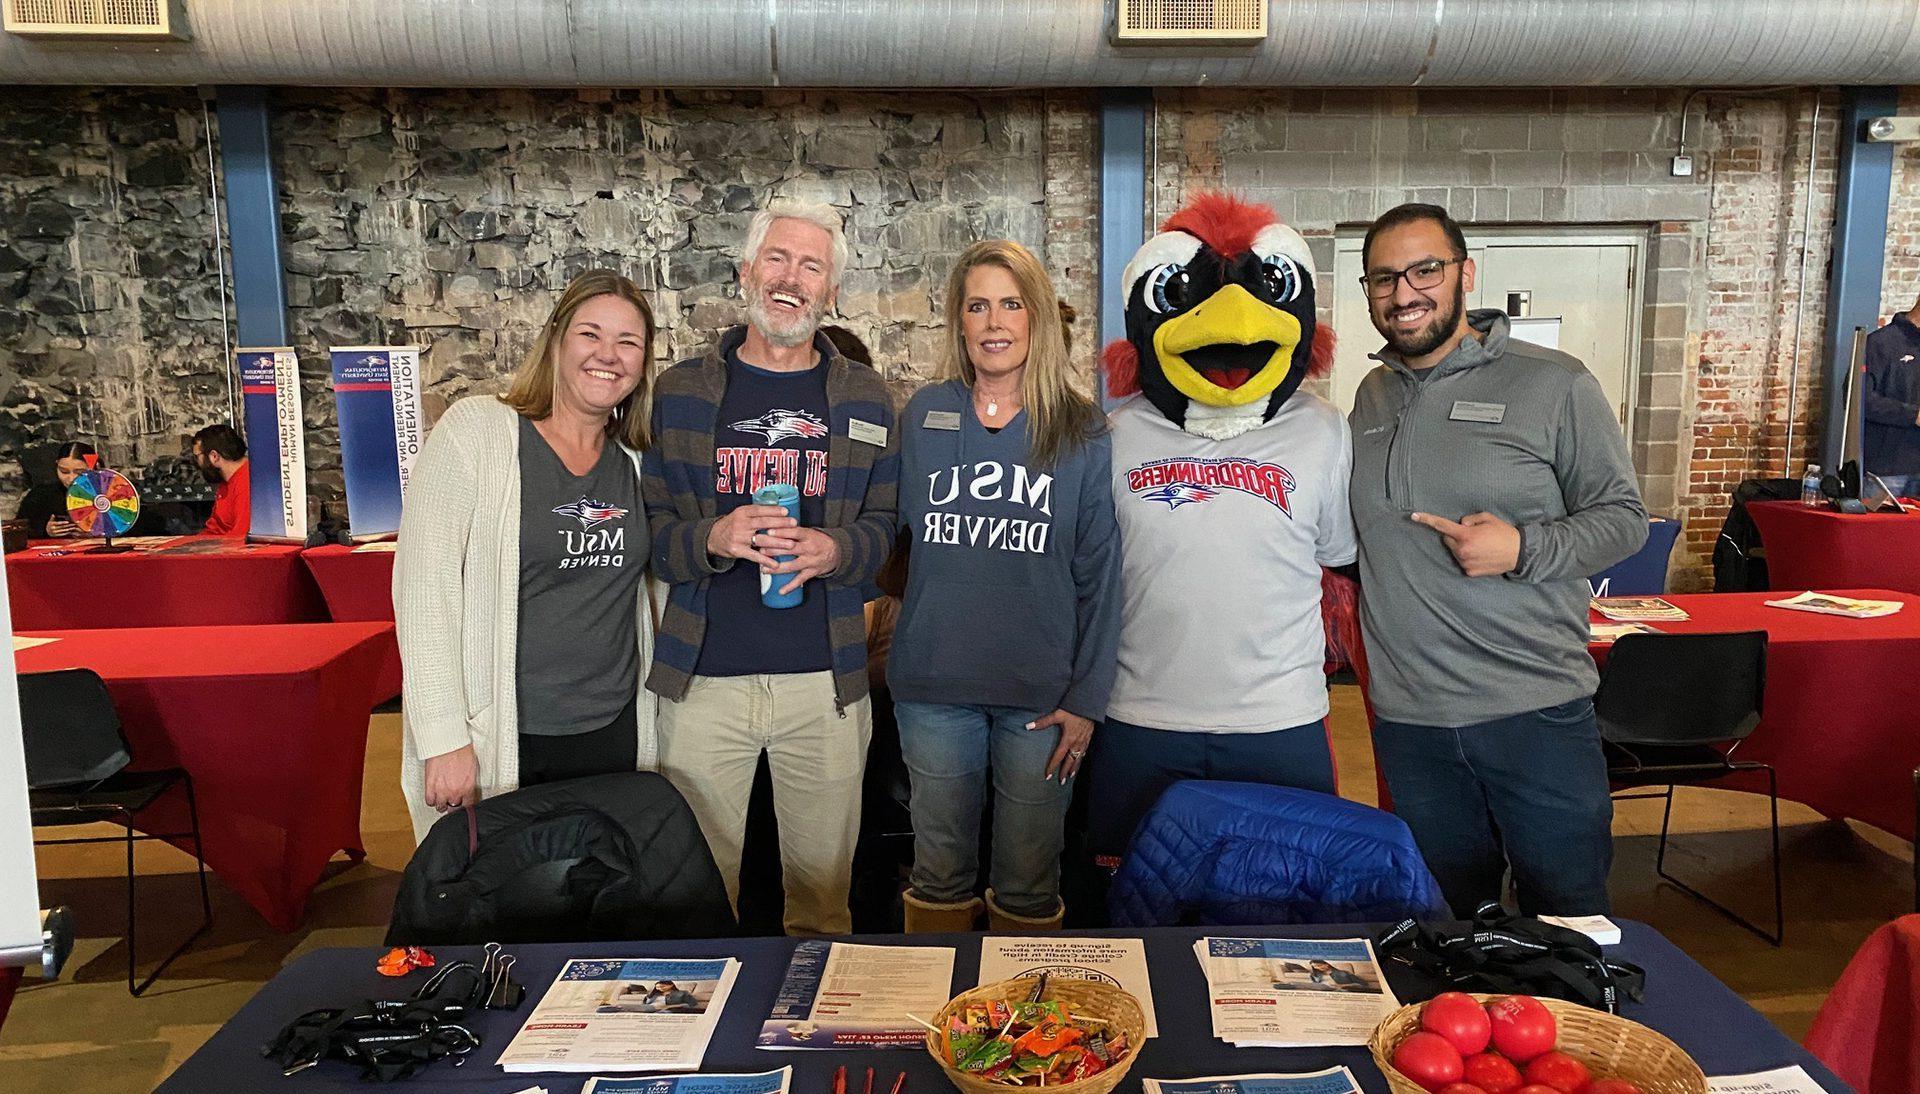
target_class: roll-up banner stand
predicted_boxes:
[0,555,48,972]
[237,347,310,544]
[329,346,423,542]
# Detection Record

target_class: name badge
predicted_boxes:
[922,411,962,431]
[1450,400,1506,424]
[848,418,889,447]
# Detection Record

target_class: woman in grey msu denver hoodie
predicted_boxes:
[889,240,1121,933]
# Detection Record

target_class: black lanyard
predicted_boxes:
[1374,903,1646,1014]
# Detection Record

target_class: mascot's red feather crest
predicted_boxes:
[1101,193,1334,420]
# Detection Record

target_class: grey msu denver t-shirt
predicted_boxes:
[515,415,644,737]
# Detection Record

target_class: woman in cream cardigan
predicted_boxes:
[395,269,659,842]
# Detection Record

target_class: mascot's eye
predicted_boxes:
[1145,264,1194,315]
[1257,255,1304,304]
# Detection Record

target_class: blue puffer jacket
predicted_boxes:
[1108,781,1449,927]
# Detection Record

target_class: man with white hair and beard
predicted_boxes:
[1347,203,1645,918]
[642,200,899,936]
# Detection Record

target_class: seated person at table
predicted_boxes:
[191,423,251,536]
[15,441,96,538]
[395,269,660,842]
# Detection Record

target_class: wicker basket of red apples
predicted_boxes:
[1368,993,1706,1094]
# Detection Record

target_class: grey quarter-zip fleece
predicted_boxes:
[1349,309,1647,727]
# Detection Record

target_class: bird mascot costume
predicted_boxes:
[1087,192,1361,874]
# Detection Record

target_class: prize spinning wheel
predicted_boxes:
[66,468,141,547]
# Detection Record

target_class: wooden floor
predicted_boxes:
[1,686,1911,1092]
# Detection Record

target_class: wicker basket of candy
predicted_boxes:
[924,975,1144,1094]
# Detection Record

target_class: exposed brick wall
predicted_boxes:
[1681,91,1839,584]
[1042,90,1100,385]
[0,87,233,500]
[1881,86,1920,317]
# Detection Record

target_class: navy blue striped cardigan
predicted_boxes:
[642,326,899,709]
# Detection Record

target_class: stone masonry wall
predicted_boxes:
[274,87,1088,510]
[0,87,233,501]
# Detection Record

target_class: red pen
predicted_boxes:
[833,1065,847,1094]
[889,1072,907,1094]
[865,1067,875,1094]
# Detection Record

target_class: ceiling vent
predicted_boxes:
[3,0,186,39]
[1112,0,1267,44]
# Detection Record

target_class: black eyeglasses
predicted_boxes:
[1360,257,1466,299]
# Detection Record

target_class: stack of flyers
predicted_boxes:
[1591,596,1690,621]
[757,941,956,1049]
[498,957,742,1073]
[584,1069,794,1094]
[1192,938,1399,1047]
[1763,591,1904,619]
[1590,621,1660,643]
[1144,1068,1364,1094]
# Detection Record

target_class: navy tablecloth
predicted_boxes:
[157,922,1848,1093]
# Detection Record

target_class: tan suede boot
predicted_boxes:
[903,890,984,933]
[985,889,1064,932]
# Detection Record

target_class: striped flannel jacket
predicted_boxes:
[642,325,900,708]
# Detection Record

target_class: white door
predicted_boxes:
[1328,231,1641,431]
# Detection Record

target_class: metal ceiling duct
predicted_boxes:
[2,0,1918,87]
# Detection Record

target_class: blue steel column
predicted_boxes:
[1098,89,1150,408]
[213,86,290,347]
[1820,86,1898,473]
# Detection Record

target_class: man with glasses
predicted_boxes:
[1347,204,1646,916]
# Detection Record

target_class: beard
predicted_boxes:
[1375,279,1465,360]
[196,456,221,484]
[746,277,829,348]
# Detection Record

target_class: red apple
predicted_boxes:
[1422,992,1494,1056]
[1486,996,1558,1062]
[1464,1052,1526,1094]
[1517,1086,1564,1094]
[1439,1085,1490,1094]
[1393,1032,1467,1092]
[1524,1052,1591,1094]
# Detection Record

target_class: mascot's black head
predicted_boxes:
[1103,193,1334,440]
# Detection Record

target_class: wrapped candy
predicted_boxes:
[939,993,1129,1086]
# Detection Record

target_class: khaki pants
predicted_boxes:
[657,671,871,936]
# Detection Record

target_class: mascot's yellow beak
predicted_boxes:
[1150,283,1302,407]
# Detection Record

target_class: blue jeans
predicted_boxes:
[1084,718,1336,863]
[1372,698,1613,917]
[895,701,1072,918]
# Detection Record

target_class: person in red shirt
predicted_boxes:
[192,423,251,536]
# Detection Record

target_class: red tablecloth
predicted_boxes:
[1747,500,1920,596]
[299,545,395,623]
[5,541,327,630]
[16,622,394,931]
[1590,589,1920,840]
[299,546,400,700]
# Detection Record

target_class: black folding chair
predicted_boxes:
[21,669,213,995]
[1596,631,1781,945]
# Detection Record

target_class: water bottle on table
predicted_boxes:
[1800,463,1823,507]
[753,482,804,609]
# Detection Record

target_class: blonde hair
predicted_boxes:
[942,240,1101,469]
[743,201,849,290]
[500,269,656,450]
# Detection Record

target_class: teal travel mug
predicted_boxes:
[753,482,804,609]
